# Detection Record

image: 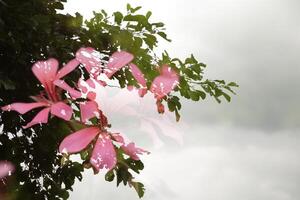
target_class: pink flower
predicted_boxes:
[59,127,148,172]
[150,65,179,100]
[53,78,100,123]
[75,47,103,75]
[0,161,14,179]
[1,58,78,128]
[76,47,147,95]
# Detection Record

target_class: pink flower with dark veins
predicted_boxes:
[59,127,149,172]
[1,58,79,128]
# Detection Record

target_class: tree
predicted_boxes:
[0,0,238,199]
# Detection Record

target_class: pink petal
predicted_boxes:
[32,58,59,94]
[111,133,125,144]
[106,51,134,78]
[50,102,73,121]
[122,142,149,161]
[129,63,147,87]
[53,80,82,99]
[0,161,15,179]
[78,79,97,100]
[80,101,99,122]
[138,88,148,97]
[59,127,100,154]
[156,100,165,114]
[56,59,80,79]
[1,102,48,114]
[78,78,96,93]
[75,47,102,73]
[90,133,117,171]
[22,107,50,129]
[129,63,148,97]
[150,65,179,99]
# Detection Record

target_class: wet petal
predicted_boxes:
[129,63,147,87]
[78,78,96,93]
[1,102,48,114]
[129,63,148,97]
[22,107,50,129]
[122,142,149,161]
[56,59,80,79]
[78,78,97,100]
[76,47,102,72]
[32,58,59,90]
[90,133,117,171]
[106,51,134,78]
[53,80,82,99]
[150,65,179,99]
[50,102,73,121]
[59,127,100,154]
[80,101,99,122]
[111,133,125,144]
[0,161,15,179]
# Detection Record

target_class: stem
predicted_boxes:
[66,122,76,132]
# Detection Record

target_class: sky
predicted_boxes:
[62,0,300,199]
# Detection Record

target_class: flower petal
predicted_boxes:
[32,58,59,91]
[150,65,179,99]
[50,102,73,121]
[129,63,148,97]
[0,161,15,179]
[90,133,117,171]
[122,142,149,161]
[56,59,80,79]
[80,101,99,123]
[78,78,97,100]
[22,107,50,129]
[106,51,134,78]
[76,47,102,73]
[53,80,82,99]
[59,127,100,154]
[1,102,48,114]
[129,63,147,87]
[111,133,125,144]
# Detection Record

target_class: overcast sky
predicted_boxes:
[63,1,300,199]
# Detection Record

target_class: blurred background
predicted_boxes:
[62,0,300,199]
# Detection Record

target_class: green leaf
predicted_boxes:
[131,182,145,198]
[131,6,142,13]
[114,12,123,25]
[105,170,115,182]
[80,149,89,160]
[222,92,231,102]
[143,33,157,49]
[167,100,176,112]
[146,11,152,19]
[189,90,200,101]
[125,159,144,174]
[157,31,171,42]
[228,82,239,87]
[152,22,164,27]
[198,90,206,100]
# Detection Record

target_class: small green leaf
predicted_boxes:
[146,11,152,19]
[131,181,145,198]
[157,32,171,42]
[222,92,231,102]
[105,170,115,182]
[114,12,123,25]
[152,22,164,27]
[228,82,239,87]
